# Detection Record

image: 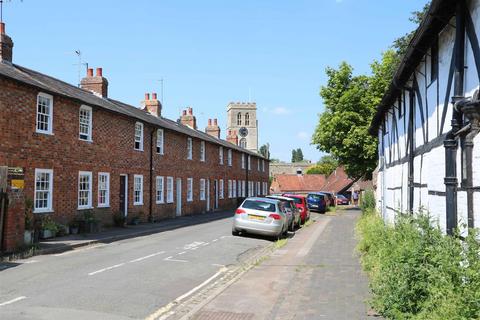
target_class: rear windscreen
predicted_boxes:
[242,200,276,212]
[289,197,302,204]
[309,194,323,201]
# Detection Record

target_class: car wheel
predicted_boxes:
[232,229,240,236]
[288,220,294,232]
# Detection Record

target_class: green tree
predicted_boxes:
[296,148,304,162]
[259,143,270,159]
[312,51,397,179]
[291,149,297,162]
[306,155,338,176]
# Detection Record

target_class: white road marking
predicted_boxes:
[88,263,125,276]
[183,241,205,250]
[54,244,106,256]
[211,263,225,267]
[145,267,227,320]
[212,239,218,242]
[129,251,165,263]
[201,242,210,246]
[16,259,39,264]
[0,296,27,307]
[177,251,186,255]
[164,256,188,263]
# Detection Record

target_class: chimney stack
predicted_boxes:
[80,67,109,98]
[142,92,162,117]
[0,22,14,63]
[179,107,197,129]
[227,129,238,145]
[206,118,221,139]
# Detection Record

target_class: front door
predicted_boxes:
[176,178,182,217]
[119,175,128,217]
[206,179,210,212]
[214,180,219,209]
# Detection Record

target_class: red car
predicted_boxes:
[336,194,350,205]
[282,194,310,224]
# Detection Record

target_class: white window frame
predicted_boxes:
[36,92,53,135]
[133,175,144,205]
[248,155,251,170]
[135,122,144,151]
[157,129,164,155]
[232,179,237,198]
[79,105,93,141]
[156,176,164,204]
[262,159,265,172]
[219,146,224,165]
[257,158,260,171]
[167,177,174,203]
[219,179,224,199]
[228,180,232,198]
[227,149,232,166]
[187,178,193,202]
[237,180,241,197]
[187,137,193,160]
[97,172,110,207]
[200,141,206,162]
[241,154,245,169]
[257,181,261,196]
[34,168,53,213]
[200,178,206,200]
[78,171,93,210]
[242,180,246,197]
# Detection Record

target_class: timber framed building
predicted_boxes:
[0,21,269,249]
[370,0,480,235]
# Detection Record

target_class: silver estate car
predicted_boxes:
[266,195,301,231]
[232,197,288,240]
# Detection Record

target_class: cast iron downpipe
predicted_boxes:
[458,93,480,229]
[444,0,466,235]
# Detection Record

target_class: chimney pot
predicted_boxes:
[152,92,157,100]
[188,107,193,115]
[182,110,187,116]
[208,119,212,126]
[87,68,94,77]
[145,93,150,101]
[0,22,5,35]
[96,67,103,77]
[214,119,218,126]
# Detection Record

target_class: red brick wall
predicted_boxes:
[0,76,270,228]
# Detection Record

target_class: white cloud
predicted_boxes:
[297,131,309,140]
[272,107,291,115]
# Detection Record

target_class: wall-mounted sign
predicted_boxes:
[8,167,24,190]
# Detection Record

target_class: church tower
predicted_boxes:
[226,102,258,152]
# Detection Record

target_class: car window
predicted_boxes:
[308,194,323,201]
[242,200,276,212]
[289,197,302,204]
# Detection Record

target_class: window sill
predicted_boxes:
[77,206,93,211]
[187,199,193,202]
[156,201,164,205]
[133,203,144,206]
[79,138,93,143]
[35,130,54,136]
[134,149,144,152]
[33,209,54,214]
[167,201,174,204]
[97,205,110,208]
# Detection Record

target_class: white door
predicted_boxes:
[206,179,210,212]
[176,178,182,217]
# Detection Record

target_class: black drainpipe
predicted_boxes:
[444,0,466,235]
[245,154,249,198]
[149,129,154,222]
[407,88,415,213]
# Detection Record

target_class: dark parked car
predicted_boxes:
[321,191,335,207]
[306,193,327,213]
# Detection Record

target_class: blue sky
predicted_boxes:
[4,0,427,162]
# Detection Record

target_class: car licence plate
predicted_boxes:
[248,214,265,221]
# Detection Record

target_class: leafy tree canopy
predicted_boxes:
[259,143,270,159]
[306,155,339,176]
[291,148,304,162]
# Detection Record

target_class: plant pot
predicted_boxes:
[40,229,56,239]
[85,221,99,233]
[130,217,140,225]
[69,226,79,235]
[24,230,34,245]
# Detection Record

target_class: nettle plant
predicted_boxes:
[356,209,480,320]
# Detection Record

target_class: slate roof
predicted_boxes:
[369,0,457,135]
[0,61,265,159]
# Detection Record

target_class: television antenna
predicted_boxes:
[74,50,88,87]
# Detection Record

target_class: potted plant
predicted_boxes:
[24,198,34,245]
[40,215,59,239]
[83,210,99,233]
[113,212,126,227]
[69,220,80,234]
[130,215,140,225]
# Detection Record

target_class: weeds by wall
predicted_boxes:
[356,209,480,320]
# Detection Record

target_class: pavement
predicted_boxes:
[187,208,379,320]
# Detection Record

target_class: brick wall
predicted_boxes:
[0,76,270,231]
